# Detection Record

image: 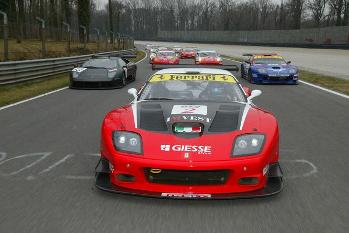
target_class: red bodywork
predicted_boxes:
[152,55,180,65]
[196,56,223,65]
[181,50,196,59]
[99,103,280,196]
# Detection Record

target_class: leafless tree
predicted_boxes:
[307,0,328,26]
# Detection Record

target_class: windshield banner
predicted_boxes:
[150,74,236,83]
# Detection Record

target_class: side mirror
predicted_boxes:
[128,88,138,102]
[287,61,291,64]
[242,86,252,96]
[247,90,262,102]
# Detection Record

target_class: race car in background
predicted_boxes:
[241,54,298,84]
[195,51,223,65]
[70,55,137,89]
[149,47,159,63]
[151,50,180,70]
[173,46,182,55]
[95,68,283,199]
[180,48,197,59]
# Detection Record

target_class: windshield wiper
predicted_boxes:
[144,97,175,100]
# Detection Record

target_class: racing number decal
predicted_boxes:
[171,105,207,115]
[181,107,199,114]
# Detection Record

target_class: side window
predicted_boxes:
[118,59,126,67]
[112,60,118,68]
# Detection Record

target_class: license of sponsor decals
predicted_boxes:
[167,115,211,123]
[72,67,87,73]
[150,74,236,83]
[171,105,207,115]
[161,144,212,155]
[161,193,212,198]
[254,55,283,59]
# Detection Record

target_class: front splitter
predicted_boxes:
[95,161,283,200]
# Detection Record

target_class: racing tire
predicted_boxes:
[121,73,126,87]
[248,71,255,84]
[241,65,245,79]
[130,73,136,82]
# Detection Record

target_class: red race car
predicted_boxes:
[151,51,180,70]
[180,48,197,59]
[196,51,223,65]
[95,68,283,199]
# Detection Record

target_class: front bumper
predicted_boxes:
[95,158,283,199]
[252,73,298,84]
[70,79,123,89]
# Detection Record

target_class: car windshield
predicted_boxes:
[157,51,176,56]
[184,48,195,52]
[82,59,116,69]
[199,52,218,57]
[139,73,246,103]
[254,58,286,65]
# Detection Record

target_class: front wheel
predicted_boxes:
[121,73,126,87]
[248,71,254,84]
[241,65,245,79]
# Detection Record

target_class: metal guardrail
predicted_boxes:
[0,49,136,85]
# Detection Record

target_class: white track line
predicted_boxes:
[0,51,148,112]
[223,57,349,100]
[38,154,74,174]
[0,87,68,111]
[298,80,349,100]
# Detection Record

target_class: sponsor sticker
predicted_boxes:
[72,67,87,73]
[171,105,207,115]
[149,74,236,83]
[167,115,211,123]
[161,193,212,198]
[254,55,283,59]
[160,144,212,155]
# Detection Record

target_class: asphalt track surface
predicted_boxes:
[138,40,349,80]
[0,47,348,233]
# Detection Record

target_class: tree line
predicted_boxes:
[0,0,348,41]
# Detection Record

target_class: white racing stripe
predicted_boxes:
[239,104,251,130]
[223,57,349,100]
[0,50,148,111]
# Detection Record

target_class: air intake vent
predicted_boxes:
[219,105,241,111]
[139,105,167,132]
[209,111,239,132]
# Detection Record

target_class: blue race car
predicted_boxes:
[240,54,298,84]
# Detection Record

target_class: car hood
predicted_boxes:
[252,64,297,74]
[102,101,277,162]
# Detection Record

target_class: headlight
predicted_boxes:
[232,134,265,157]
[72,71,79,78]
[257,68,267,74]
[289,68,297,74]
[108,71,117,78]
[217,57,222,62]
[112,131,143,154]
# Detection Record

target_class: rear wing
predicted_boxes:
[152,64,239,72]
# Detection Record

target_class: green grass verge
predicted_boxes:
[0,39,131,61]
[0,74,69,107]
[299,70,349,95]
[129,50,146,63]
[0,50,147,107]
[223,55,349,96]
